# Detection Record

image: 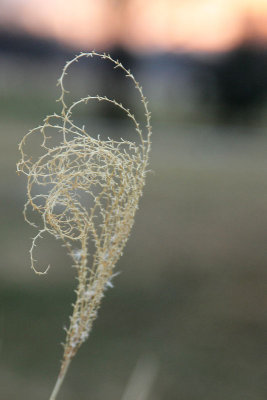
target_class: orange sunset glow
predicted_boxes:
[1,0,267,51]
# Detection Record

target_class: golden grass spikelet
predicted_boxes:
[17,51,152,399]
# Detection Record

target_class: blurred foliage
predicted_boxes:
[0,53,267,399]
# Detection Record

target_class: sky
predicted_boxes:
[1,0,267,52]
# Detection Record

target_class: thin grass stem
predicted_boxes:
[49,358,71,400]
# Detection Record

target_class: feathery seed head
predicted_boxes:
[17,51,152,367]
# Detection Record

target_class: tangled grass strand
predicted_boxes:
[17,52,152,399]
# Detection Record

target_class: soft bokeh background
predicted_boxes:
[0,1,267,399]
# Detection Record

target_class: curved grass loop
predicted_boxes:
[17,51,152,399]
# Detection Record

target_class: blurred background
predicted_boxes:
[0,1,267,399]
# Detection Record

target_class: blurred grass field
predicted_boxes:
[0,91,267,399]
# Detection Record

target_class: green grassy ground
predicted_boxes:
[1,114,267,399]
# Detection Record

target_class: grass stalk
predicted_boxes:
[17,51,152,398]
[49,358,71,400]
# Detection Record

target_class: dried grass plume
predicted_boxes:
[17,51,152,399]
